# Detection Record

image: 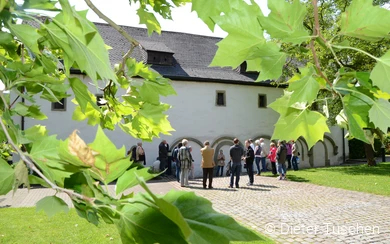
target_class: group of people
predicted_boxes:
[129,138,300,189]
[169,138,300,189]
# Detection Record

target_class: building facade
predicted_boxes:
[22,23,348,177]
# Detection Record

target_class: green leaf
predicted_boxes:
[340,0,390,41]
[343,94,371,143]
[22,125,48,144]
[21,0,59,11]
[246,42,287,81]
[116,167,158,195]
[137,8,161,35]
[0,158,14,195]
[46,2,116,83]
[36,195,69,218]
[370,50,390,94]
[13,103,48,120]
[210,2,265,69]
[164,191,261,243]
[88,127,131,183]
[191,0,241,31]
[259,0,310,44]
[0,32,14,46]
[287,66,321,105]
[6,23,41,54]
[13,161,30,192]
[69,77,100,113]
[369,98,390,133]
[28,175,50,188]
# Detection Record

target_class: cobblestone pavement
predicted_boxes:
[1,175,390,244]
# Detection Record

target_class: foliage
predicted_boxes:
[192,0,390,149]
[348,138,387,159]
[263,162,390,196]
[0,0,263,243]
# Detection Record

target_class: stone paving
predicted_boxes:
[1,175,390,244]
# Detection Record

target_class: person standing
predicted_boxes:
[158,140,168,173]
[286,141,292,169]
[244,140,255,186]
[200,141,215,189]
[229,138,244,188]
[178,139,191,187]
[268,142,277,175]
[259,138,268,172]
[276,140,288,180]
[172,142,182,182]
[188,146,195,179]
[291,140,300,171]
[249,139,255,151]
[254,140,262,176]
[216,150,225,177]
[135,142,146,165]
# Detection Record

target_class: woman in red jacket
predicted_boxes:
[267,142,277,175]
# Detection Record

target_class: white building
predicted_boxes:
[22,23,348,177]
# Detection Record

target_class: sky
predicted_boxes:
[68,0,269,38]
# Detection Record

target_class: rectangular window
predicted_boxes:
[258,94,267,108]
[51,98,66,111]
[96,94,104,106]
[216,91,226,106]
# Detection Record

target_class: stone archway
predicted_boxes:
[324,134,339,155]
[170,137,204,149]
[319,140,330,166]
[211,136,244,163]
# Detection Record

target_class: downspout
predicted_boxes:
[342,128,346,164]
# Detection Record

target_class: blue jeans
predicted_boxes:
[276,162,286,176]
[255,157,261,174]
[292,156,299,171]
[175,160,181,182]
[216,166,224,176]
[230,163,241,187]
[261,157,267,171]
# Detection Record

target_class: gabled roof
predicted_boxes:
[95,23,273,86]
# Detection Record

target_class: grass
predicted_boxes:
[0,208,274,244]
[0,208,121,244]
[263,162,390,196]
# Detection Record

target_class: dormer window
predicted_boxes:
[147,51,174,66]
[141,41,174,66]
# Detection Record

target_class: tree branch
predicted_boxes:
[0,98,94,202]
[84,0,140,47]
[311,0,332,87]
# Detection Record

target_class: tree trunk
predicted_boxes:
[364,143,377,166]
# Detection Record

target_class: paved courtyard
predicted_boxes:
[1,175,390,244]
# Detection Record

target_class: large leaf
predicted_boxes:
[259,0,310,44]
[116,167,158,195]
[69,77,100,113]
[6,23,41,54]
[287,66,321,105]
[343,94,371,143]
[0,158,14,195]
[369,98,390,133]
[370,50,390,94]
[36,195,69,218]
[210,1,265,69]
[340,0,390,41]
[13,161,30,192]
[13,103,48,120]
[137,8,161,35]
[271,107,330,148]
[191,0,241,31]
[46,1,116,83]
[21,0,59,11]
[245,42,287,81]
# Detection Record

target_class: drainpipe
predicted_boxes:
[342,128,346,164]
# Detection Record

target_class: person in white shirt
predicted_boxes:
[259,138,268,172]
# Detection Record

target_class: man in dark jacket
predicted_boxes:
[159,140,168,173]
[276,140,288,180]
[229,138,244,188]
[244,140,255,186]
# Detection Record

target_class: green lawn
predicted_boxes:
[0,208,273,244]
[263,162,390,196]
[0,208,121,244]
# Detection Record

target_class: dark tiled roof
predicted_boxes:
[95,23,273,86]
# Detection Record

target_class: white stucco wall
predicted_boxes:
[22,75,348,177]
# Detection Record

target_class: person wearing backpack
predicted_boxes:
[172,142,182,182]
[276,140,288,180]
